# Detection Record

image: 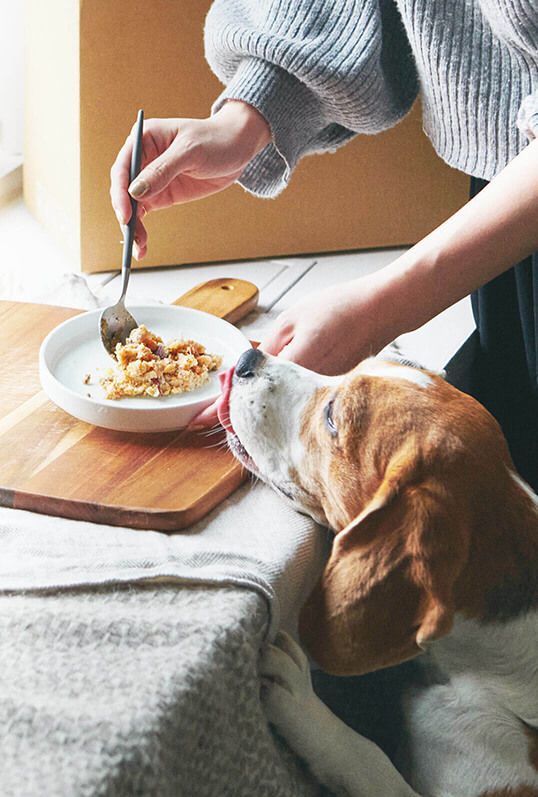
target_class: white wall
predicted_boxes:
[0,1,24,156]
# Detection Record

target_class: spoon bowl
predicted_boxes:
[99,299,138,354]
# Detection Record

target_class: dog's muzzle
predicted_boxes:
[217,347,265,434]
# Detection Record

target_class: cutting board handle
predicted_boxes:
[173,278,259,325]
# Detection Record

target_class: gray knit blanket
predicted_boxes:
[0,585,323,797]
[0,482,331,796]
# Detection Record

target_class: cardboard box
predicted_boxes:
[24,0,468,273]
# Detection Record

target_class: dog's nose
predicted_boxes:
[235,347,265,378]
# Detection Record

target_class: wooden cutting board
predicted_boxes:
[0,278,258,531]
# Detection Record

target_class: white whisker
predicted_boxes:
[200,438,230,451]
[199,428,225,438]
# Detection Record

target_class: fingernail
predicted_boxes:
[129,179,149,198]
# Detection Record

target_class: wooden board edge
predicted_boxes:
[0,486,15,509]
[10,468,247,532]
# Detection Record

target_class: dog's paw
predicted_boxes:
[259,630,321,740]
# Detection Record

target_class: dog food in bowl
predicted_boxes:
[100,325,223,400]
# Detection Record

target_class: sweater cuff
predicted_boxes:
[212,57,328,197]
[517,91,538,141]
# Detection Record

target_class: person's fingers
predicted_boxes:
[110,136,135,226]
[263,322,326,372]
[119,207,147,261]
[134,207,147,245]
[110,121,169,222]
[133,240,146,261]
[188,400,220,430]
[274,337,309,368]
[277,340,315,369]
[132,224,146,260]
[259,319,294,356]
[128,138,198,201]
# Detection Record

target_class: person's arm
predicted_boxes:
[205,0,417,197]
[111,0,418,258]
[191,138,538,427]
[385,136,538,328]
[260,137,538,375]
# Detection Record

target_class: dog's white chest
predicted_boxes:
[399,613,538,795]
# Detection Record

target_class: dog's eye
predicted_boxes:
[324,399,338,437]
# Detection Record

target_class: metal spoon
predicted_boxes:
[100,109,144,356]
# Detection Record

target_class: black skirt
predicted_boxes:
[446,177,538,491]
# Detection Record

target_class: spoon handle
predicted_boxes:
[120,109,144,300]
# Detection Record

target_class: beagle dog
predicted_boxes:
[217,347,538,797]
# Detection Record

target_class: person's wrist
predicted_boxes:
[384,237,455,334]
[216,99,272,156]
[341,272,404,356]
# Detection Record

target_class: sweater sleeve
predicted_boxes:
[477,0,538,59]
[204,0,418,197]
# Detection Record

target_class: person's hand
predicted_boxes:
[110,101,271,259]
[189,273,401,430]
[259,274,400,375]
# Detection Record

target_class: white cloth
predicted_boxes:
[0,481,330,639]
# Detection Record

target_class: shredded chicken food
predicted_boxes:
[100,325,222,400]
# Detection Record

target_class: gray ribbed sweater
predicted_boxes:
[204,0,538,197]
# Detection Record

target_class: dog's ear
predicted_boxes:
[298,446,470,675]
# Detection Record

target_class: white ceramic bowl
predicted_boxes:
[39,304,251,433]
